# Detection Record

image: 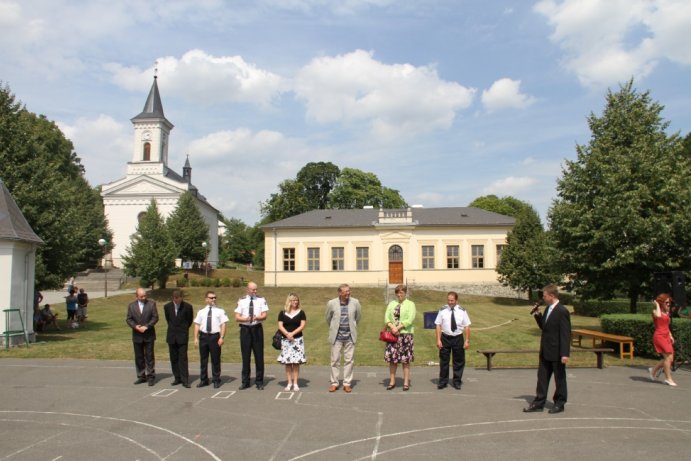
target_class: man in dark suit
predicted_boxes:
[126,288,159,386]
[524,284,571,414]
[164,290,193,388]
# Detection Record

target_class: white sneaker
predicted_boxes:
[284,385,292,391]
[293,385,300,391]
[664,379,678,387]
[648,367,657,381]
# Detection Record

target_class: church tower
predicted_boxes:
[101,75,219,269]
[127,76,174,176]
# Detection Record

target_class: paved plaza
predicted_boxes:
[0,358,689,460]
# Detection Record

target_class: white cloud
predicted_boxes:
[481,176,537,195]
[106,49,285,108]
[535,0,691,87]
[481,78,535,112]
[56,115,130,187]
[293,49,475,140]
[185,128,336,222]
[258,0,396,15]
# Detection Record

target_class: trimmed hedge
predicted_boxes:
[573,299,630,317]
[601,314,691,359]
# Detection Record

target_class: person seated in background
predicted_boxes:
[39,304,60,331]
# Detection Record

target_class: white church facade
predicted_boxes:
[101,77,219,268]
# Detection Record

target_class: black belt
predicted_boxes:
[240,324,262,328]
[442,333,462,338]
[200,332,219,336]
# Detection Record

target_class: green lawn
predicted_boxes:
[3,284,655,368]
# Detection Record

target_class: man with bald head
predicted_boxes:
[126,288,159,386]
[235,281,269,390]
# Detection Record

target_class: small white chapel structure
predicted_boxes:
[101,77,219,268]
[0,179,43,346]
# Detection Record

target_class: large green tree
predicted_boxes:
[469,195,535,217]
[122,200,176,289]
[260,162,406,222]
[549,80,690,312]
[329,168,406,209]
[0,83,110,288]
[166,191,210,263]
[470,195,558,298]
[220,217,256,265]
[496,207,559,299]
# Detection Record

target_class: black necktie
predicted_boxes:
[249,298,254,318]
[450,307,457,332]
[206,306,212,333]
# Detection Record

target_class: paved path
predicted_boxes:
[0,359,688,460]
[40,289,136,305]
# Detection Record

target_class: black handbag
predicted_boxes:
[272,330,283,350]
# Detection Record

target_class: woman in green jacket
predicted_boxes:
[384,284,416,391]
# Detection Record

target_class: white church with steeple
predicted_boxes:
[101,76,219,268]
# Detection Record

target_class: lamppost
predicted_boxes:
[98,239,109,298]
[201,241,209,278]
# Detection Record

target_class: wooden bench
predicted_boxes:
[571,329,634,359]
[477,348,614,371]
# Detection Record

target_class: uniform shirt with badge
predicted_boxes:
[434,304,471,336]
[194,305,229,334]
[235,295,269,326]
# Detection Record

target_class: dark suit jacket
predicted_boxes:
[126,299,158,343]
[164,301,193,345]
[534,302,571,362]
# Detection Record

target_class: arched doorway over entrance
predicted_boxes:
[388,245,403,284]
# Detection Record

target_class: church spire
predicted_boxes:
[183,154,192,184]
[132,75,165,120]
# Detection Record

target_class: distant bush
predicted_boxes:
[190,278,199,287]
[221,278,231,287]
[573,299,630,317]
[213,278,221,287]
[601,314,691,359]
[232,278,242,287]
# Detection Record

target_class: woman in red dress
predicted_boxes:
[648,293,676,386]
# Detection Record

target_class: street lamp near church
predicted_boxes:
[201,241,209,278]
[98,239,109,298]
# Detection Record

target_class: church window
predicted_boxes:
[143,142,151,161]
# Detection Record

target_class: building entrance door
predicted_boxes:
[388,245,403,284]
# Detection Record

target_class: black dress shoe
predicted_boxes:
[196,381,209,388]
[239,383,251,390]
[133,378,147,385]
[213,381,221,389]
[256,383,264,390]
[548,405,565,414]
[182,383,191,388]
[452,382,462,390]
[523,405,544,413]
[171,380,182,386]
[437,383,447,389]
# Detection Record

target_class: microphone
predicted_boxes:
[530,300,544,315]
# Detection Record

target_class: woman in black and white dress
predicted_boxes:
[277,293,307,391]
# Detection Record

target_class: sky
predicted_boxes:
[1,0,690,226]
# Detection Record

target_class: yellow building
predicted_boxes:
[263,207,518,296]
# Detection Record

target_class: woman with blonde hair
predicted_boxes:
[384,284,416,391]
[277,293,307,391]
[649,293,677,386]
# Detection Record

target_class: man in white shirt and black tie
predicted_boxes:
[193,291,229,389]
[434,291,471,390]
[235,282,269,390]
